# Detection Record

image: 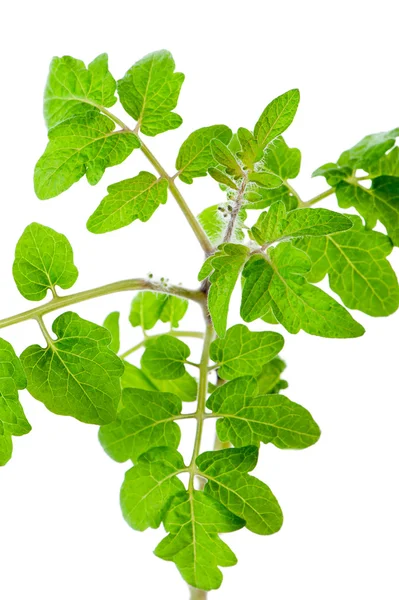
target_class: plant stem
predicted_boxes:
[119,330,204,359]
[139,139,213,255]
[285,181,303,206]
[302,187,335,207]
[0,279,205,331]
[223,175,248,243]
[189,587,207,600]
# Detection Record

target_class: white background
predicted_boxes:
[0,1,398,598]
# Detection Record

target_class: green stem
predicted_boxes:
[188,317,214,493]
[189,587,207,600]
[302,187,335,207]
[0,279,204,331]
[285,181,303,206]
[139,140,213,255]
[120,330,204,360]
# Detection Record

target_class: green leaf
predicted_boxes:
[141,335,190,380]
[129,291,169,331]
[312,162,352,186]
[176,125,232,184]
[254,89,300,150]
[197,203,247,245]
[208,167,238,190]
[295,216,399,316]
[117,50,184,136]
[366,147,399,178]
[44,53,117,129]
[210,324,284,380]
[121,362,198,402]
[103,311,120,353]
[155,490,243,591]
[21,312,123,425]
[236,127,263,170]
[159,296,188,328]
[241,245,365,338]
[121,447,186,531]
[245,184,299,211]
[197,446,283,535]
[251,202,353,246]
[207,377,320,449]
[248,171,282,188]
[336,177,399,245]
[35,112,140,199]
[198,244,250,337]
[13,223,78,301]
[99,387,182,462]
[338,128,399,169]
[211,139,243,177]
[262,136,301,180]
[0,338,30,466]
[256,357,288,394]
[87,172,168,233]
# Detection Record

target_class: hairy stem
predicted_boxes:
[0,279,205,331]
[302,187,335,207]
[223,175,248,243]
[120,330,204,359]
[190,587,207,600]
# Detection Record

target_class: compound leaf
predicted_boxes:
[141,335,190,380]
[103,311,120,353]
[211,139,243,177]
[121,447,186,531]
[198,244,250,338]
[338,129,399,169]
[0,339,31,466]
[295,216,399,316]
[87,172,168,233]
[366,147,399,178]
[13,222,78,301]
[312,162,352,187]
[336,177,399,245]
[129,291,169,331]
[197,446,283,535]
[256,357,288,394]
[210,324,284,380]
[207,377,320,449]
[99,387,182,463]
[118,50,184,137]
[121,362,197,402]
[254,89,300,150]
[176,125,232,184]
[44,53,117,129]
[21,312,123,425]
[155,490,243,591]
[262,136,301,180]
[159,296,189,328]
[35,112,140,199]
[241,244,365,338]
[236,127,263,170]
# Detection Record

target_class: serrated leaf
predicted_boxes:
[155,490,243,591]
[13,222,78,301]
[121,447,186,531]
[198,244,250,338]
[141,335,190,380]
[312,162,352,186]
[207,377,320,449]
[117,50,184,137]
[103,311,120,353]
[121,362,198,402]
[211,139,243,177]
[236,127,262,170]
[210,324,284,380]
[99,387,182,462]
[159,296,189,328]
[176,125,232,184]
[366,147,399,178]
[262,136,301,180]
[197,204,247,245]
[254,89,300,150]
[295,216,399,316]
[0,338,30,466]
[35,112,140,199]
[129,291,169,331]
[338,128,399,169]
[44,53,117,129]
[87,172,168,233]
[21,312,123,425]
[336,177,399,244]
[251,202,352,246]
[197,446,283,535]
[208,167,238,190]
[241,245,365,338]
[256,357,287,394]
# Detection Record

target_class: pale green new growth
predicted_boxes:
[21,312,124,424]
[13,222,78,300]
[2,47,398,598]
